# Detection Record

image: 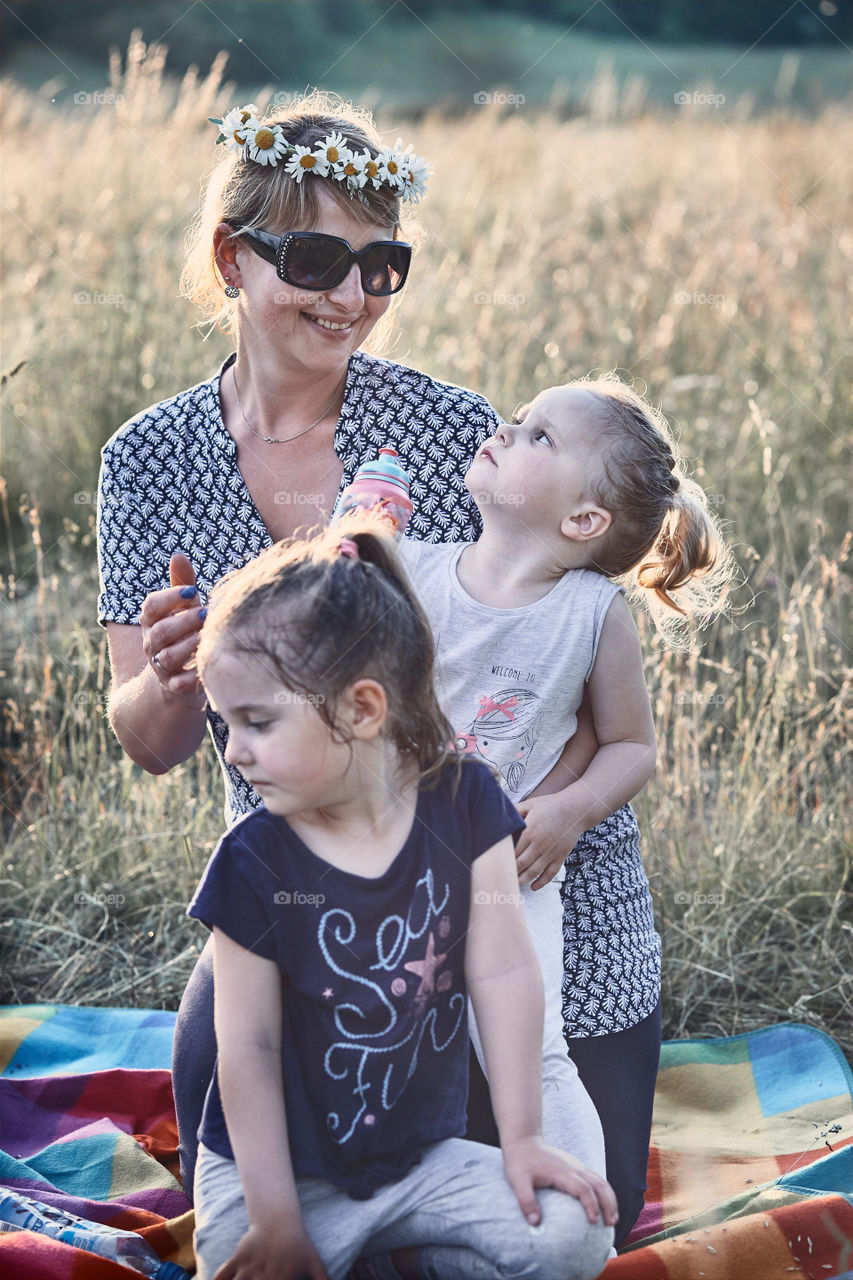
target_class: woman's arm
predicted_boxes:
[466,839,617,1228]
[515,593,657,887]
[212,928,329,1280]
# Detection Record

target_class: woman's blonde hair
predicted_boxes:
[568,373,735,643]
[181,90,406,336]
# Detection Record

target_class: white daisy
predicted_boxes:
[284,144,329,183]
[217,105,259,151]
[244,121,288,166]
[376,141,406,192]
[314,131,352,172]
[339,151,369,191]
[400,149,430,203]
[360,150,383,189]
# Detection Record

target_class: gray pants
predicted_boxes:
[469,877,607,1177]
[194,1140,613,1280]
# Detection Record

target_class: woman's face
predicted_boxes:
[229,184,396,378]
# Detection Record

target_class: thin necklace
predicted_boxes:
[232,365,343,445]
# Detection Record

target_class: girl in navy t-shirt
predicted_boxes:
[187,519,617,1280]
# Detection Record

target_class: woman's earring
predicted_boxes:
[223,277,240,299]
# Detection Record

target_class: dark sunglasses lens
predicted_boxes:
[285,236,349,290]
[360,244,411,295]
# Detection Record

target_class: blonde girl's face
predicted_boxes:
[464,386,609,531]
[203,646,353,816]
[226,184,395,379]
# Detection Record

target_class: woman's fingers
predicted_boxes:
[169,551,197,590]
[151,621,206,678]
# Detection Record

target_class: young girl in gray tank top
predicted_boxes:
[400,372,734,1243]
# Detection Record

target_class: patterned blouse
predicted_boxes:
[97,349,659,1035]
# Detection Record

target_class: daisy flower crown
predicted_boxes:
[208,106,430,204]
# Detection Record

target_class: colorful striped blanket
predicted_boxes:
[1,1005,851,1278]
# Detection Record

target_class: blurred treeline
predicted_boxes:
[2,1,852,115]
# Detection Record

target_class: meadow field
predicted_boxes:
[1,39,851,1061]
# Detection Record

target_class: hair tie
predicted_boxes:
[339,538,359,560]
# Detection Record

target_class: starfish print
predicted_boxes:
[404,932,448,1013]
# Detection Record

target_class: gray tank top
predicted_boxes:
[401,542,622,799]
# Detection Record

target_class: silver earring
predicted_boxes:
[224,277,240,298]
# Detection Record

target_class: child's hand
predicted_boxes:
[215,1220,330,1280]
[514,793,586,889]
[502,1135,619,1229]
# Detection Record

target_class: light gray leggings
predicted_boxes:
[468,877,607,1175]
[194,1138,613,1280]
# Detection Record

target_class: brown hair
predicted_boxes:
[568,374,734,642]
[196,515,456,784]
[181,90,406,336]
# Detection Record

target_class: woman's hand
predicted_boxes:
[214,1219,330,1280]
[140,552,207,707]
[514,791,586,889]
[502,1135,618,1229]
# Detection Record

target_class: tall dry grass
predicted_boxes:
[1,37,851,1056]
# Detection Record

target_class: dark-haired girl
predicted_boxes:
[186,520,617,1280]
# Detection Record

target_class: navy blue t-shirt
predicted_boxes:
[187,759,524,1199]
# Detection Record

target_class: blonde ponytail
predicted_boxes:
[633,477,734,641]
[572,374,736,645]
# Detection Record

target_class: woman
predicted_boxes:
[97,94,658,1245]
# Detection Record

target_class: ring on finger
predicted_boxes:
[152,653,162,668]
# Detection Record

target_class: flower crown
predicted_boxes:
[208,106,430,204]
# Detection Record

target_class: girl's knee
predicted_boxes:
[526,1193,613,1280]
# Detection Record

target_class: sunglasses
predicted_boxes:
[239,227,412,296]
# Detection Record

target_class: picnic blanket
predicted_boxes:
[1,1006,851,1279]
